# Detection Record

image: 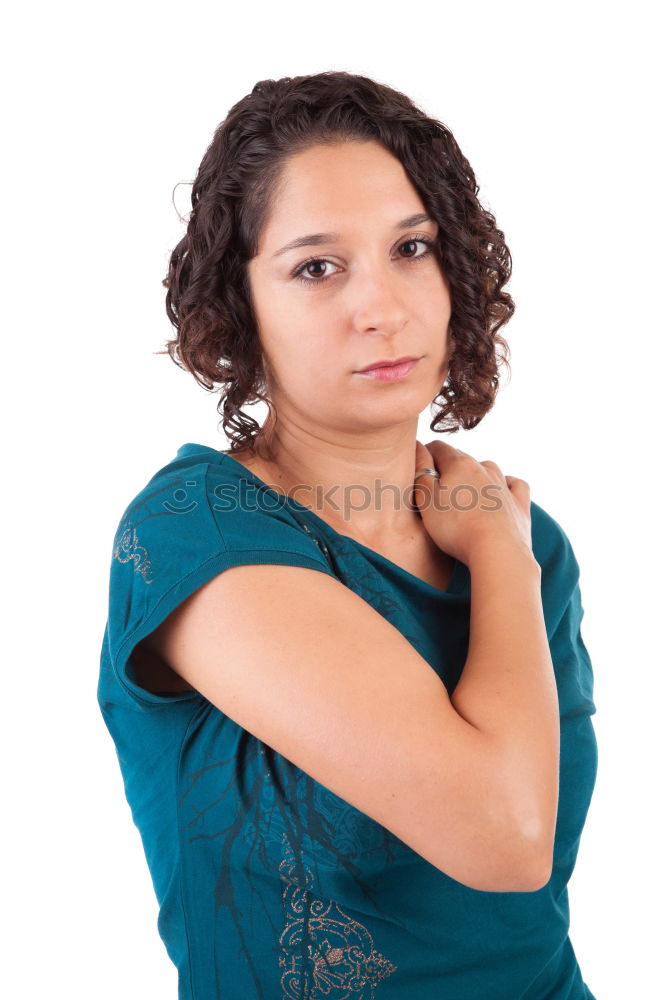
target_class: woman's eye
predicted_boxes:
[398,238,428,258]
[292,237,435,286]
[298,259,334,282]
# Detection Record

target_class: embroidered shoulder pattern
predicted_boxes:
[113,525,154,584]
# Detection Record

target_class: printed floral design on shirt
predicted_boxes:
[112,475,202,586]
[113,525,154,584]
[180,721,404,996]
[278,834,398,998]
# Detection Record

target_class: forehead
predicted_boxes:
[260,141,427,250]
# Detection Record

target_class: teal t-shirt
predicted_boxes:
[97,442,598,999]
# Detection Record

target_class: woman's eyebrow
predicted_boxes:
[271,213,436,258]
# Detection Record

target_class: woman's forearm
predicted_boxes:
[450,540,560,860]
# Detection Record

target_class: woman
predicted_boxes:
[98,71,598,999]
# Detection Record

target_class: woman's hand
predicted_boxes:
[413,440,534,566]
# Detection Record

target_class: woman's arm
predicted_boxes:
[143,558,554,893]
[412,441,560,885]
[451,538,559,884]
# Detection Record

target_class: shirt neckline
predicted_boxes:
[178,442,468,598]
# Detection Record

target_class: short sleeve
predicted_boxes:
[101,456,337,708]
[530,499,597,719]
[551,575,596,718]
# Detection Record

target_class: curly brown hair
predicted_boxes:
[158,70,513,455]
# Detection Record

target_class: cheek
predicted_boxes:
[431,278,452,318]
[422,263,451,304]
[271,338,338,394]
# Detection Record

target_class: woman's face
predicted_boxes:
[246,139,453,440]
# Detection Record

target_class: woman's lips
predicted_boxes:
[356,358,420,382]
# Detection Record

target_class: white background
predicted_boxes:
[3,1,663,997]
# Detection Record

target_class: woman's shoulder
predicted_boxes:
[115,441,283,534]
[110,442,333,589]
[529,499,579,562]
[102,443,336,706]
[529,498,582,622]
[109,443,227,590]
